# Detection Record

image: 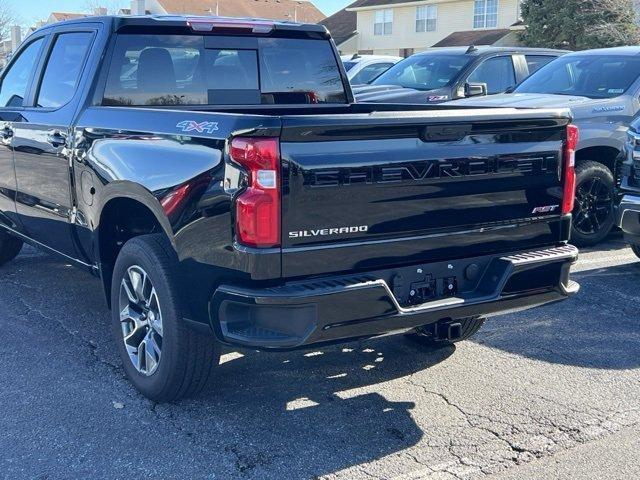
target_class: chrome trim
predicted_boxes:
[282,217,560,254]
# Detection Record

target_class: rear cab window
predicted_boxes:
[103,34,347,106]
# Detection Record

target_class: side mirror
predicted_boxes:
[464,82,488,98]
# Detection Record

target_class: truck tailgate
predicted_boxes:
[280,108,572,278]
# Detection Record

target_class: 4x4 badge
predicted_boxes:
[177,120,219,134]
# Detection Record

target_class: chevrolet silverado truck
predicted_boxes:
[0,15,579,401]
[447,47,640,246]
[617,118,640,258]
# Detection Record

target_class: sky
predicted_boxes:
[6,0,354,25]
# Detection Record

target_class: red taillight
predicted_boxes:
[231,137,281,248]
[562,124,579,215]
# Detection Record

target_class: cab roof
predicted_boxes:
[564,46,640,57]
[35,14,329,36]
[415,46,569,57]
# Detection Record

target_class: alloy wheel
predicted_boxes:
[573,177,612,236]
[119,265,163,376]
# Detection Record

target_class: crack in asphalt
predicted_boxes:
[12,294,124,377]
[401,373,640,480]
[3,243,639,480]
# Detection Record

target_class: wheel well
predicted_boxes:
[575,146,621,175]
[98,198,164,308]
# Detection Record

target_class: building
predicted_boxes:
[323,0,524,56]
[125,0,325,23]
[0,25,23,67]
[46,12,91,23]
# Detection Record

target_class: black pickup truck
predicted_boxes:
[0,15,580,401]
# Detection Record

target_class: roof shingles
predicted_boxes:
[347,0,426,8]
[320,1,366,45]
[157,0,325,23]
[432,29,512,47]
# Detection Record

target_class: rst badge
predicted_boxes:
[532,205,559,214]
[177,120,219,134]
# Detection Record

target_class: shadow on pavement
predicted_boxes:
[1,248,458,478]
[474,261,640,370]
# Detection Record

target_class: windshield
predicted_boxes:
[372,54,471,90]
[516,55,640,99]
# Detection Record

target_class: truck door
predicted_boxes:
[0,35,47,232]
[13,27,95,258]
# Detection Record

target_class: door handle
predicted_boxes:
[47,131,67,148]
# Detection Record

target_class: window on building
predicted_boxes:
[473,0,498,29]
[416,5,437,32]
[374,9,393,36]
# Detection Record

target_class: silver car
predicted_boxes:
[447,47,640,246]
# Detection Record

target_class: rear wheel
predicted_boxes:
[408,316,485,347]
[111,234,220,402]
[0,230,23,267]
[571,160,615,247]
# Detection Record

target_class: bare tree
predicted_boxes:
[0,0,16,40]
[83,0,128,15]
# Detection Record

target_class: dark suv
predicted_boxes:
[354,46,568,104]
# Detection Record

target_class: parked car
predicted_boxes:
[617,119,640,259]
[354,46,567,104]
[341,54,403,85]
[447,47,640,246]
[0,15,579,402]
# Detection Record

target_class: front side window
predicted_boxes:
[37,32,94,109]
[416,5,437,32]
[0,38,45,107]
[103,35,346,106]
[373,54,471,91]
[473,0,498,29]
[516,55,640,99]
[467,56,515,94]
[374,9,393,36]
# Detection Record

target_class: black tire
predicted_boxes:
[571,160,615,247]
[0,230,23,267]
[632,245,640,260]
[111,234,220,402]
[408,316,485,346]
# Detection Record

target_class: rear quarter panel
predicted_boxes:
[73,107,282,319]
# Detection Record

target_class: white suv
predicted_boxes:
[341,54,403,85]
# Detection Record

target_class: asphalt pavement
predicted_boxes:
[0,234,638,479]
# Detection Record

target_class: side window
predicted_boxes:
[37,32,94,109]
[351,63,394,85]
[0,38,45,108]
[467,56,516,94]
[525,55,556,76]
